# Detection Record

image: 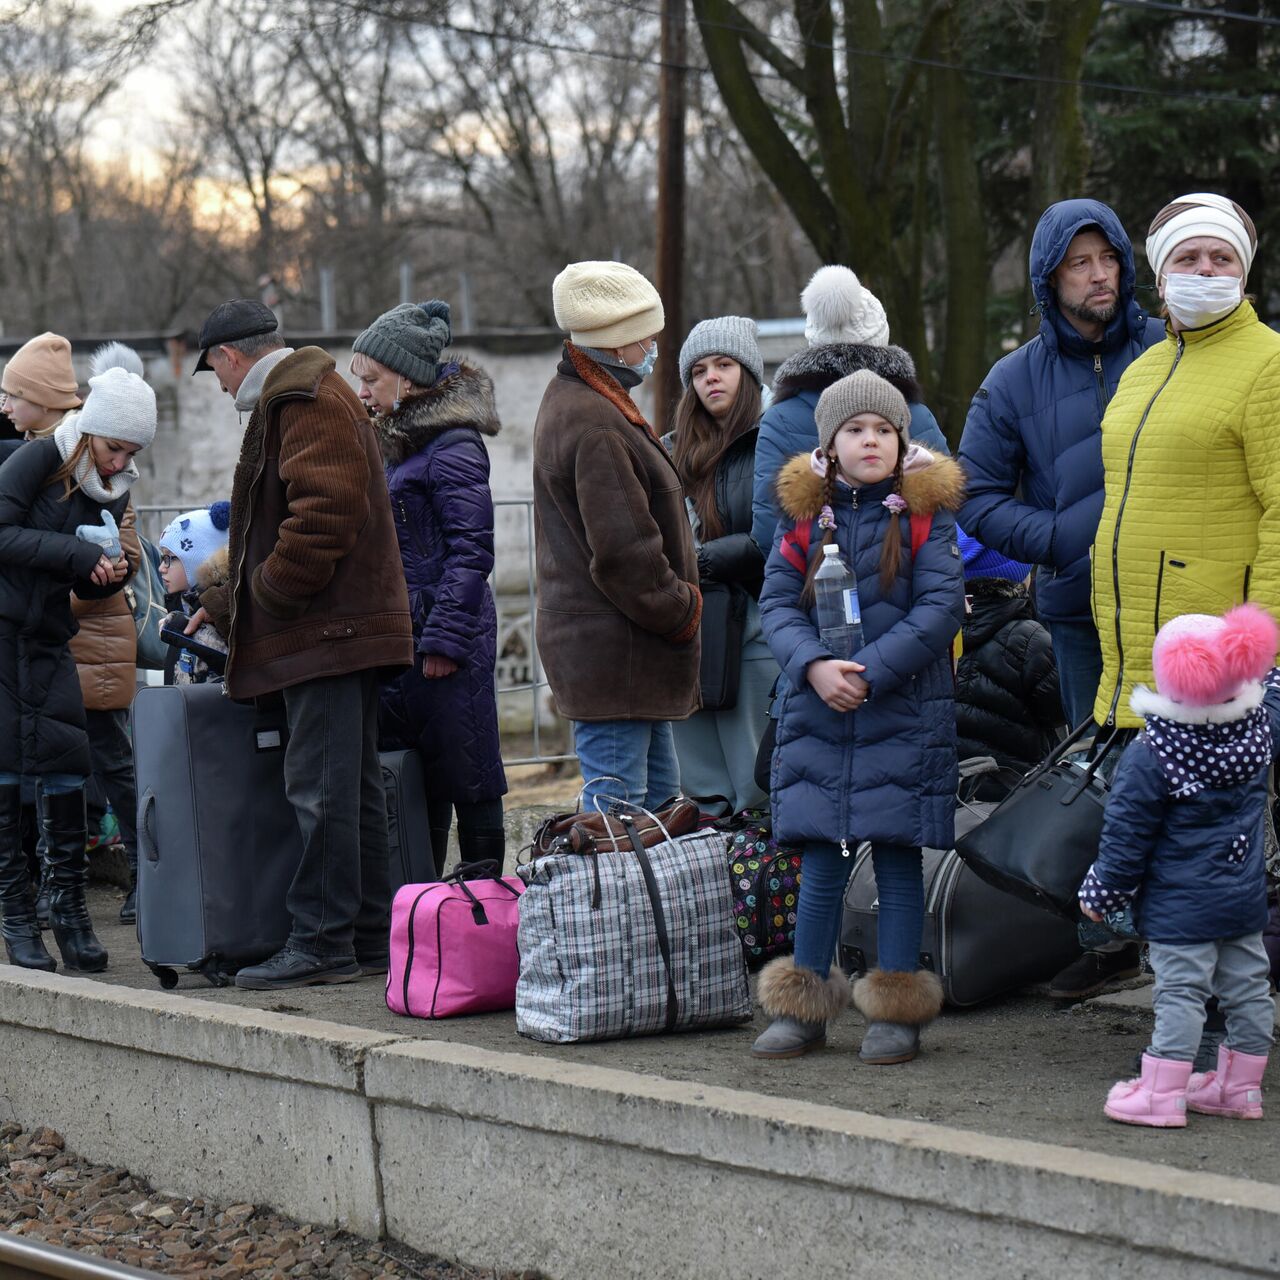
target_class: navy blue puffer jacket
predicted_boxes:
[761,449,966,848]
[957,200,1164,624]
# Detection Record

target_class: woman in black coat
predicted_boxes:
[0,345,157,972]
[954,533,1064,776]
[665,317,778,815]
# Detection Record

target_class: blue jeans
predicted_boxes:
[0,772,84,796]
[572,720,680,814]
[1047,619,1103,730]
[794,840,924,977]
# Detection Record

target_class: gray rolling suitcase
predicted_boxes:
[838,761,1082,1006]
[132,683,303,989]
[380,748,437,888]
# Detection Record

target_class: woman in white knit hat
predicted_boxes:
[662,316,778,814]
[0,342,156,974]
[1091,192,1280,733]
[533,260,701,811]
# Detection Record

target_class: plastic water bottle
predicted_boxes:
[814,543,864,659]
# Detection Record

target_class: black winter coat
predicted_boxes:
[955,579,1064,773]
[0,437,132,776]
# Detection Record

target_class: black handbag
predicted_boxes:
[698,581,747,711]
[954,720,1126,920]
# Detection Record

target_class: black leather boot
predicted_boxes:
[34,842,52,931]
[41,789,107,972]
[0,785,55,971]
[119,840,137,924]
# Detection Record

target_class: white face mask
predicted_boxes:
[1161,272,1242,329]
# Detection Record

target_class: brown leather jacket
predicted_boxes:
[200,346,413,699]
[532,344,701,722]
[71,499,142,712]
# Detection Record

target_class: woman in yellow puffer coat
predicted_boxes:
[1092,193,1280,730]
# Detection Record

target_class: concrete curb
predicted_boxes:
[0,970,1277,1278]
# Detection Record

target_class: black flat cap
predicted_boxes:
[193,299,279,373]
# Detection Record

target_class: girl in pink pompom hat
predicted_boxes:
[1079,604,1280,1128]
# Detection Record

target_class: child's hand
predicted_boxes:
[807,659,868,712]
[1079,903,1104,923]
[184,607,210,636]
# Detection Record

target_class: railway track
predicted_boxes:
[0,1234,163,1278]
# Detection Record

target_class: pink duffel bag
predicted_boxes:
[386,862,524,1018]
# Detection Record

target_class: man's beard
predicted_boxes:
[1059,294,1118,326]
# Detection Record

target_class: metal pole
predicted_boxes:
[319,266,336,334]
[399,261,413,305]
[654,0,687,433]
[457,271,474,334]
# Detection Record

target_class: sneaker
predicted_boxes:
[234,947,359,990]
[1048,943,1142,1000]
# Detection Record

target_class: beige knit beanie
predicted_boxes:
[815,370,911,454]
[552,261,665,349]
[1,332,81,410]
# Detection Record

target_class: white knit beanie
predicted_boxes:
[1145,193,1257,279]
[160,501,231,585]
[77,366,157,448]
[552,261,665,349]
[801,265,890,348]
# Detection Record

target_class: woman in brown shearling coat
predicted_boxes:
[534,260,701,813]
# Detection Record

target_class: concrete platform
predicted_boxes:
[0,887,1274,1278]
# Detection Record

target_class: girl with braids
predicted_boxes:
[752,370,966,1064]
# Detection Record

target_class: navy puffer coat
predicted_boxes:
[376,363,508,804]
[957,199,1164,624]
[750,343,949,559]
[761,449,966,848]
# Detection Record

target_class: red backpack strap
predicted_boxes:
[778,518,813,574]
[909,512,933,558]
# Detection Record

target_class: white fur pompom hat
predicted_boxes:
[801,265,890,348]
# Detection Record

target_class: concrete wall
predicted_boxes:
[0,970,1276,1280]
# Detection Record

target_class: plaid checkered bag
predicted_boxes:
[515,823,752,1043]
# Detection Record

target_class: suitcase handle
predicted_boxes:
[139,790,159,864]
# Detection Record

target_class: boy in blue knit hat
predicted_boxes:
[158,502,232,683]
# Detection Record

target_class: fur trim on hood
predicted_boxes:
[775,446,965,522]
[196,546,231,592]
[375,361,500,466]
[772,343,922,406]
[1129,681,1265,727]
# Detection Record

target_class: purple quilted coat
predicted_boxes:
[376,363,508,803]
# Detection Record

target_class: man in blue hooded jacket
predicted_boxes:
[958,198,1164,1000]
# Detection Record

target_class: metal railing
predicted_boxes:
[0,1234,163,1278]
[133,500,576,770]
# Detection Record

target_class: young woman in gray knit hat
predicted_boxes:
[351,300,507,870]
[665,316,777,815]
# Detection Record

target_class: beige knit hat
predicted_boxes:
[1,332,81,410]
[552,261,665,349]
[815,369,911,454]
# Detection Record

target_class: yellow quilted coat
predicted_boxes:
[1092,301,1280,728]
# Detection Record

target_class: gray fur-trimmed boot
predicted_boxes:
[751,956,850,1059]
[853,968,944,1065]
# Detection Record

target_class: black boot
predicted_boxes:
[0,785,55,971]
[119,841,137,925]
[41,789,107,973]
[34,841,52,931]
[457,826,507,875]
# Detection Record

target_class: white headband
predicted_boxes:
[1145,192,1256,279]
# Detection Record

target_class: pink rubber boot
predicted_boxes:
[1186,1046,1267,1120]
[1103,1053,1192,1128]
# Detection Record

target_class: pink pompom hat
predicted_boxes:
[1151,604,1279,707]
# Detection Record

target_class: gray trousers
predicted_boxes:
[1149,934,1275,1061]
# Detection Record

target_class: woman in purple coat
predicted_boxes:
[352,300,507,869]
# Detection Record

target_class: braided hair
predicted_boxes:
[799,447,908,606]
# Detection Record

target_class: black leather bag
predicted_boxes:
[955,721,1124,919]
[698,581,747,711]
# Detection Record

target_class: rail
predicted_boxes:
[0,1234,163,1278]
[133,499,576,770]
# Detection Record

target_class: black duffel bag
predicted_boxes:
[954,720,1125,919]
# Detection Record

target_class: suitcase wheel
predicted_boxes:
[151,966,179,990]
[194,957,235,988]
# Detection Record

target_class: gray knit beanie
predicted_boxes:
[678,316,763,388]
[814,370,911,454]
[353,300,452,387]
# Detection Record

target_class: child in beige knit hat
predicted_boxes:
[1,332,82,439]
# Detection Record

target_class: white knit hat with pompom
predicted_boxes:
[801,265,890,348]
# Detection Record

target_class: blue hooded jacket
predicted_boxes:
[957,199,1164,624]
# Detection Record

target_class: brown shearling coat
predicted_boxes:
[532,344,701,722]
[199,346,413,700]
[71,499,142,711]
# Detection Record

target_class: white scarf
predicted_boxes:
[52,411,138,504]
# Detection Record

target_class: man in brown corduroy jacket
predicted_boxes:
[190,299,413,990]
